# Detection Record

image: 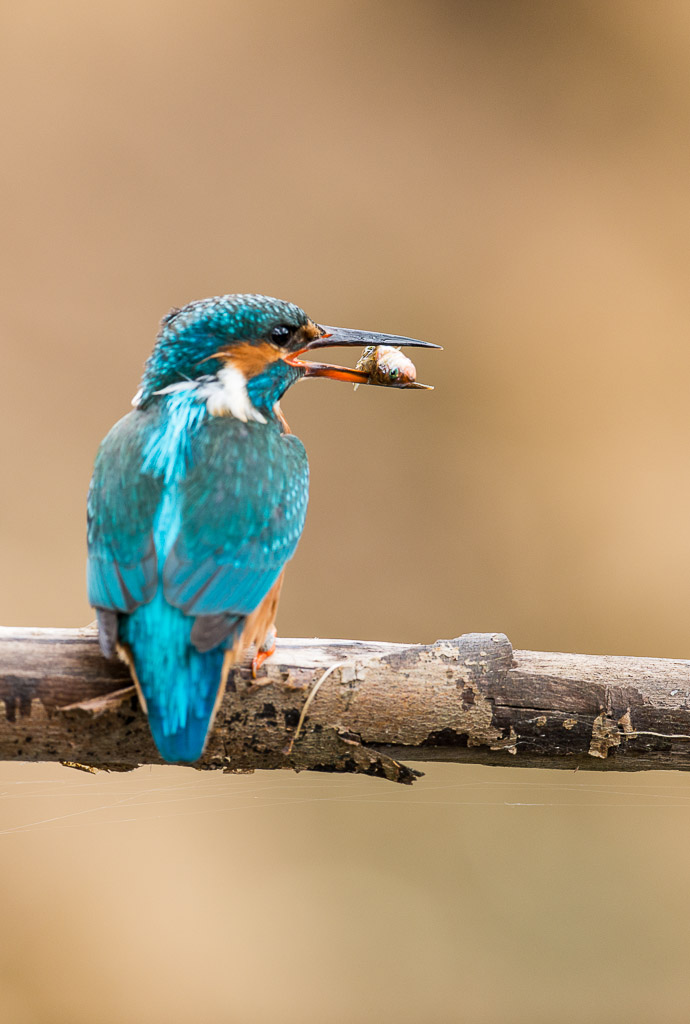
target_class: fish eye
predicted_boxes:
[270,325,292,345]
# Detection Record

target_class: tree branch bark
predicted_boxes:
[1,627,690,782]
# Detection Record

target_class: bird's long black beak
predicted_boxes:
[307,326,441,352]
[286,325,441,387]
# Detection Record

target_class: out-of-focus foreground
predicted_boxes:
[2,3,690,1022]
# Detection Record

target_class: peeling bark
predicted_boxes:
[1,627,690,782]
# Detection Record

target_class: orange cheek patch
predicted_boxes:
[217,341,282,376]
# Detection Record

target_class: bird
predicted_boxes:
[87,293,438,764]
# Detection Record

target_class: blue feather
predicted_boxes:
[87,409,162,611]
[121,391,230,761]
[162,419,308,617]
[120,592,228,763]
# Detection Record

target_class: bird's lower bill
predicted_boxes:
[287,357,372,385]
[286,355,432,388]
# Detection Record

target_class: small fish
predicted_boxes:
[354,345,432,390]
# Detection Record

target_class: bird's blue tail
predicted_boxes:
[121,594,227,763]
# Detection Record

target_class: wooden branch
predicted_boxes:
[1,627,690,783]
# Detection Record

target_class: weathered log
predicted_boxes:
[1,627,690,783]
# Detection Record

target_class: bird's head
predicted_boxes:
[134,293,438,419]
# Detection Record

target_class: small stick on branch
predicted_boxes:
[1,627,690,783]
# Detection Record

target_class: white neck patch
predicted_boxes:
[204,365,267,423]
[133,368,267,424]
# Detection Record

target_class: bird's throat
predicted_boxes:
[205,365,267,423]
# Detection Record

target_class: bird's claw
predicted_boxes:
[251,630,277,678]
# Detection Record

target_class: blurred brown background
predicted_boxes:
[2,1,690,1021]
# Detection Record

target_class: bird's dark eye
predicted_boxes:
[270,325,292,345]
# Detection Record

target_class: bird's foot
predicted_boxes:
[251,627,277,679]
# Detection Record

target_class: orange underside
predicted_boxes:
[221,571,285,679]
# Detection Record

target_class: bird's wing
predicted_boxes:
[163,418,309,617]
[87,409,163,614]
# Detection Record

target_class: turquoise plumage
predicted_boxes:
[87,294,436,763]
[88,383,308,762]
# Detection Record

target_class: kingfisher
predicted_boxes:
[87,294,437,764]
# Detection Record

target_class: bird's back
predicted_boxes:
[87,389,309,762]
